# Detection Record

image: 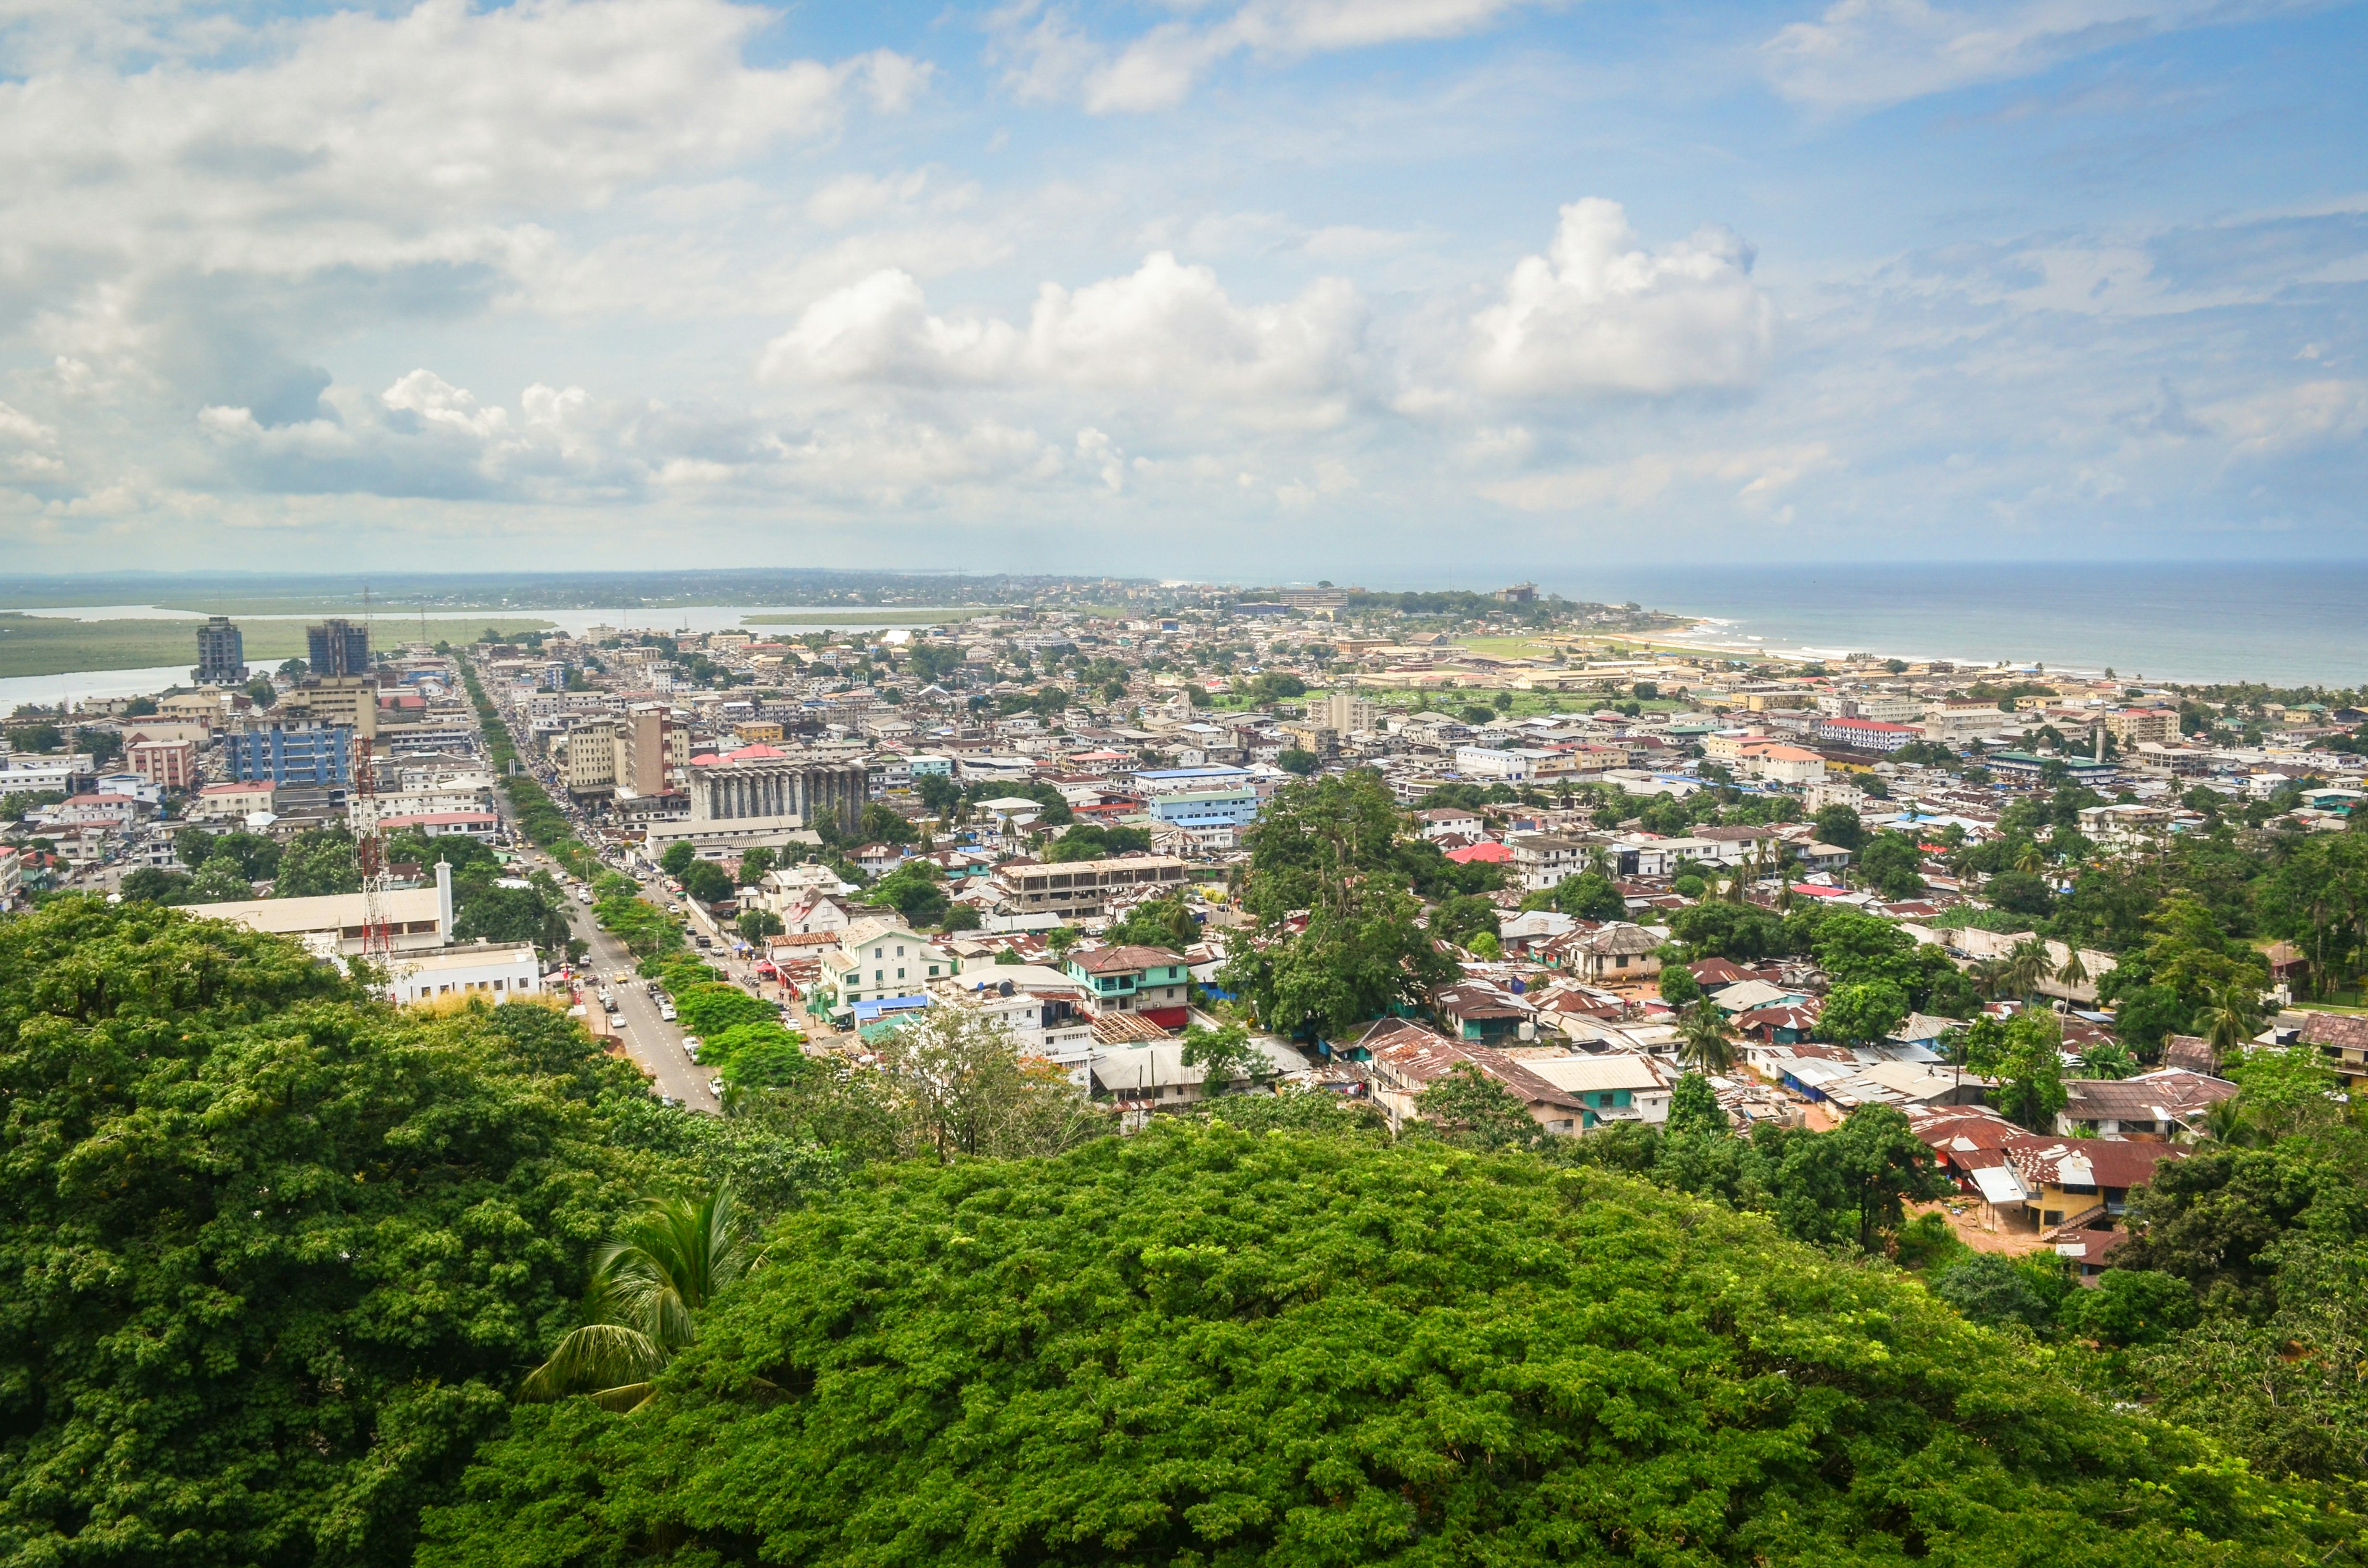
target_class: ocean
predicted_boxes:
[1542,562,2368,689]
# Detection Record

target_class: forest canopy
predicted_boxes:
[421,1125,2362,1567]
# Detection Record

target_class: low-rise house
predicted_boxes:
[822,917,960,1009]
[1355,1019,1588,1135]
[1518,1052,1675,1130]
[1413,806,1486,839]
[1064,944,1191,1029]
[2291,1012,2368,1094]
[2004,1135,2188,1234]
[1431,980,1537,1043]
[1560,922,1662,984]
[2056,1069,2236,1139]
[387,942,543,1006]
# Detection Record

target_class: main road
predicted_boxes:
[471,678,720,1113]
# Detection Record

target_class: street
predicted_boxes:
[559,886,720,1112]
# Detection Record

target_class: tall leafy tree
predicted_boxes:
[0,898,680,1568]
[1220,771,1457,1038]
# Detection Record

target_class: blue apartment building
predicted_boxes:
[227,725,352,787]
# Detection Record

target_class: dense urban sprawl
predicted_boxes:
[2,577,2367,1563]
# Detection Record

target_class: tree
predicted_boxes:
[659,840,699,879]
[1539,871,1626,920]
[2061,1268,2198,1348]
[1933,1253,2058,1332]
[1664,1070,1726,1138]
[681,858,734,905]
[738,907,785,943]
[1813,802,1865,851]
[1820,979,1909,1044]
[737,845,778,884]
[1657,962,1702,1008]
[1106,895,1199,951]
[1220,771,1458,1038]
[2200,980,2266,1065]
[0,899,689,1568]
[1675,998,1738,1075]
[2078,1039,2140,1080]
[1180,1022,1268,1090]
[1994,1009,2069,1130]
[1857,832,1925,899]
[1772,1104,1945,1253]
[1413,1061,1542,1150]
[419,1127,2359,1568]
[1428,892,1499,950]
[1275,747,1320,776]
[676,982,778,1037]
[1667,900,1789,962]
[2002,937,2053,1000]
[520,1184,744,1411]
[870,862,950,928]
[273,824,361,897]
[876,1007,1106,1160]
[1046,823,1154,861]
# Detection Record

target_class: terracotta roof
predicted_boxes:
[1071,943,1187,974]
[1444,842,1511,864]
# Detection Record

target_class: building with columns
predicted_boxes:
[644,749,870,854]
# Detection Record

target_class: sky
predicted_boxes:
[0,0,2362,581]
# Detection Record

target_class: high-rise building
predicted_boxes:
[307,618,370,678]
[195,616,247,686]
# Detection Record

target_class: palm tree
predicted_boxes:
[521,1184,744,1411]
[2200,1093,2254,1147]
[1675,998,1738,1077]
[2014,840,2045,877]
[2055,945,2089,993]
[1970,956,2010,1003]
[2002,938,2052,1001]
[2076,1040,2137,1080]
[2200,982,2265,1068]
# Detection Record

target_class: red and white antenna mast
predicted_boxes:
[355,583,395,966]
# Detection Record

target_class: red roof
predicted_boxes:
[1788,882,1852,898]
[1444,842,1511,864]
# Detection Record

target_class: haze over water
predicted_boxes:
[1539,562,2368,688]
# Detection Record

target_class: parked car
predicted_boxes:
[659,1003,678,1022]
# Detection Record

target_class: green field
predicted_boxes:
[0,614,555,679]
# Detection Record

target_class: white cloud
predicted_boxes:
[998,0,1535,113]
[1469,199,1775,396]
[1761,0,2314,112]
[758,252,1365,413]
[1479,442,1836,512]
[758,270,1024,386]
[2200,380,2368,458]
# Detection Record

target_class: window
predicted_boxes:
[897,967,905,980]
[875,969,884,983]
[896,945,905,957]
[873,946,883,959]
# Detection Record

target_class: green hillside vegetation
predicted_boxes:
[422,1125,2362,1567]
[0,613,554,678]
[0,897,797,1568]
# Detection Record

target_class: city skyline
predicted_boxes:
[0,0,2361,574]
